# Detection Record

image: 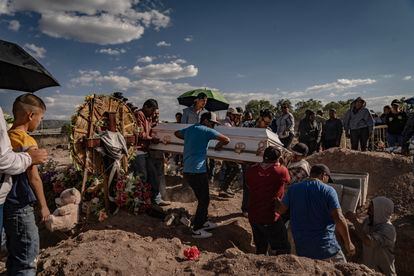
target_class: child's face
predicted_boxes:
[28,109,44,132]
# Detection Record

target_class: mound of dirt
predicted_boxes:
[307,148,413,214]
[37,229,380,276]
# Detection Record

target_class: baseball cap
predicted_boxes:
[310,164,331,177]
[291,143,309,156]
[227,107,241,115]
[201,112,221,125]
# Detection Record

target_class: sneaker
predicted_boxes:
[201,221,218,231]
[192,229,213,239]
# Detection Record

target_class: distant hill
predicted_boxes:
[40,120,70,129]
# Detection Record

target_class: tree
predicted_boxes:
[323,99,354,119]
[274,99,293,115]
[245,100,276,119]
[293,99,323,121]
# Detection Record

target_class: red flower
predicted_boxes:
[53,181,65,194]
[116,192,127,207]
[183,246,200,261]
[116,180,125,191]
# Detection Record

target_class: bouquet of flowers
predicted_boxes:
[114,173,152,214]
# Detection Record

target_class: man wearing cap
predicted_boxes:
[175,112,230,238]
[246,146,291,255]
[288,143,311,184]
[219,108,241,198]
[385,99,407,147]
[181,92,208,124]
[276,164,355,262]
[321,109,343,150]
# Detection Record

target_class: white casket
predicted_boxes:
[150,123,288,163]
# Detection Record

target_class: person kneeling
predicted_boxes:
[246,146,291,255]
[346,197,396,276]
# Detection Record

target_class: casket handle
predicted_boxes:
[162,135,171,145]
[256,141,266,156]
[234,142,246,154]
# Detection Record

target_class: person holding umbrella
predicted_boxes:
[181,92,208,124]
[174,112,230,238]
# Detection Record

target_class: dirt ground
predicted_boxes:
[2,146,413,275]
[308,148,414,276]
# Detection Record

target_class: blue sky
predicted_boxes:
[0,0,413,120]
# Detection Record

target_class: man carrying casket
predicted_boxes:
[175,112,230,238]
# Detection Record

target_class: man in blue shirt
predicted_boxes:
[276,164,355,262]
[175,112,230,238]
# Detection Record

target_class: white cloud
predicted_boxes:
[8,19,20,31]
[40,12,145,45]
[42,93,85,120]
[0,0,9,14]
[137,56,154,63]
[97,48,126,56]
[236,73,245,78]
[70,70,131,90]
[132,62,198,80]
[403,75,412,81]
[4,0,170,45]
[23,43,46,59]
[174,59,187,64]
[156,41,171,47]
[306,78,376,93]
[184,36,193,42]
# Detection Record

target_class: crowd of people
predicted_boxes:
[0,91,411,275]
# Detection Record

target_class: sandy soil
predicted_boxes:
[2,147,413,275]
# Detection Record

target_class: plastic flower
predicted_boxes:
[116,180,125,191]
[183,246,200,261]
[98,209,108,222]
[53,181,65,194]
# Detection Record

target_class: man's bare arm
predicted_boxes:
[331,208,356,256]
[214,134,230,150]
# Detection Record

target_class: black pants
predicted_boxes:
[280,133,294,148]
[241,164,248,212]
[350,127,369,151]
[185,173,210,230]
[251,219,291,255]
[323,139,339,150]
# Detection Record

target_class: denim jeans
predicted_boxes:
[387,133,403,147]
[147,153,164,203]
[324,249,347,263]
[130,154,148,183]
[4,204,39,276]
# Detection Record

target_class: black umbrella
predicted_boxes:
[0,39,60,92]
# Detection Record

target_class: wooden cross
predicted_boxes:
[79,99,138,213]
